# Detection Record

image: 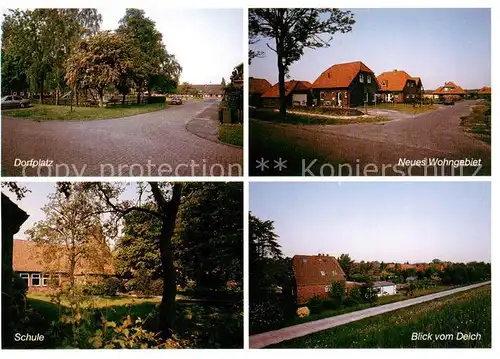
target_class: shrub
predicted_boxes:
[249,298,285,334]
[360,283,379,303]
[291,106,363,117]
[147,96,166,104]
[149,279,163,296]
[322,299,340,310]
[84,277,123,296]
[296,307,310,318]
[328,281,346,307]
[346,286,363,306]
[307,295,324,314]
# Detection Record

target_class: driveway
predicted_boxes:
[2,99,243,176]
[249,281,491,348]
[251,100,490,176]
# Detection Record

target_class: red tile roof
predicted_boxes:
[261,80,312,98]
[313,61,375,89]
[478,86,491,94]
[433,82,466,95]
[249,77,272,95]
[13,239,114,275]
[292,255,346,286]
[377,70,418,92]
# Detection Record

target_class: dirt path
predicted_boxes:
[249,281,491,348]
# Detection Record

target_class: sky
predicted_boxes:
[249,8,491,89]
[250,182,491,263]
[99,8,243,84]
[3,182,138,240]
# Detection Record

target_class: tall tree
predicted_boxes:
[249,9,355,118]
[117,9,181,102]
[87,182,181,338]
[1,9,101,101]
[65,31,139,107]
[174,183,243,290]
[26,183,111,286]
[337,253,354,280]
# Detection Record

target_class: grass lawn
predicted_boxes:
[16,292,242,349]
[249,120,343,176]
[2,103,168,121]
[270,285,490,348]
[460,100,491,144]
[368,103,438,114]
[251,108,389,125]
[218,123,243,147]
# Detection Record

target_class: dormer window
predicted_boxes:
[367,76,371,84]
[320,271,325,276]
[382,81,386,87]
[359,73,364,83]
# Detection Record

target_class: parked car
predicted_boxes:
[443,96,455,106]
[1,95,30,109]
[170,96,183,105]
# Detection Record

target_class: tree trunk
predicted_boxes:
[137,91,141,105]
[122,93,126,105]
[56,86,60,106]
[277,54,286,120]
[155,184,182,338]
[40,82,44,105]
[98,88,105,108]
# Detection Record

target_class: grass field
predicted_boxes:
[17,292,242,349]
[271,285,490,348]
[367,103,438,114]
[2,103,167,121]
[218,123,243,147]
[251,108,389,125]
[460,101,491,144]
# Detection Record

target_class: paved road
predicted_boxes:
[249,281,491,348]
[252,100,490,176]
[2,99,243,177]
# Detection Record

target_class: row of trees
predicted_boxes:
[2,9,181,107]
[11,182,242,340]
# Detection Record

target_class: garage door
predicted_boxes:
[292,94,307,106]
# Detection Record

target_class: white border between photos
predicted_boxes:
[0,0,497,358]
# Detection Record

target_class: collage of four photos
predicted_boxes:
[0,5,493,352]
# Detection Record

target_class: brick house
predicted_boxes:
[433,81,466,100]
[478,86,491,98]
[13,239,115,292]
[191,84,224,97]
[292,254,346,304]
[249,77,272,107]
[261,80,313,108]
[377,70,423,103]
[312,61,379,108]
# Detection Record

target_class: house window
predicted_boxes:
[332,270,337,276]
[303,258,307,263]
[382,81,386,86]
[365,92,369,102]
[367,76,371,84]
[320,271,325,276]
[359,73,364,83]
[31,273,41,286]
[20,273,29,286]
[325,285,332,293]
[320,92,325,100]
[42,274,51,287]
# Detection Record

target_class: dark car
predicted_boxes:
[170,96,183,105]
[1,95,30,109]
[443,96,455,106]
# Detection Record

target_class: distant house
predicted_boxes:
[423,89,437,100]
[433,81,466,100]
[261,80,312,108]
[249,77,272,107]
[478,86,491,98]
[191,84,224,97]
[377,70,423,103]
[13,239,115,292]
[312,61,379,108]
[292,254,346,304]
[373,281,396,296]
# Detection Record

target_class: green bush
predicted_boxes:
[345,286,363,306]
[147,96,166,104]
[149,279,163,296]
[84,277,123,296]
[307,295,324,314]
[322,299,340,310]
[291,106,363,117]
[249,297,285,334]
[360,283,379,303]
[328,281,346,307]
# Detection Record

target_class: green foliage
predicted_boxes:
[360,283,379,303]
[307,295,324,314]
[147,95,166,104]
[65,31,140,107]
[292,106,363,117]
[337,254,354,279]
[175,183,243,290]
[85,277,124,297]
[328,281,346,308]
[249,294,286,334]
[346,286,363,305]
